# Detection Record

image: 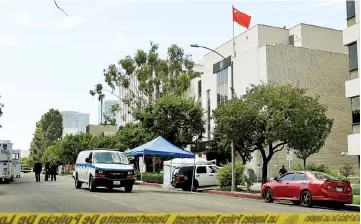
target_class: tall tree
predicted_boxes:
[90,42,201,124]
[133,94,205,148]
[114,123,152,151]
[213,99,254,165]
[29,109,63,161]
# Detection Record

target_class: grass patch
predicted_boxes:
[353,195,360,205]
[352,187,360,195]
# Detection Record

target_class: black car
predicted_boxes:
[172,166,198,191]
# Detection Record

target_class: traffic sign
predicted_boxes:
[286,150,293,161]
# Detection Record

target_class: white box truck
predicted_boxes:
[12,149,21,179]
[0,140,13,183]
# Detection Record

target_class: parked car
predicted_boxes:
[172,164,220,191]
[261,171,353,208]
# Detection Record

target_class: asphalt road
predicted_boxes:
[0,173,357,213]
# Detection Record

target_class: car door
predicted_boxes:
[195,166,208,187]
[289,173,308,200]
[273,173,295,198]
[207,165,218,186]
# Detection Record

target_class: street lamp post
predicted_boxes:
[191,44,236,192]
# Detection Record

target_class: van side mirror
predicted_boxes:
[85,158,90,163]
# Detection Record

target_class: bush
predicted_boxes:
[304,163,338,177]
[247,168,257,183]
[353,187,360,195]
[136,172,163,184]
[216,162,252,189]
[353,196,360,205]
[292,164,303,171]
[340,163,355,179]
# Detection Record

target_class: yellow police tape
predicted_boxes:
[0,213,358,224]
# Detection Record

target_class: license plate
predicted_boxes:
[336,187,343,192]
[113,181,121,185]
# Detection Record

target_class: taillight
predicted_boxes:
[176,174,180,182]
[95,173,104,177]
[345,186,352,193]
[322,183,331,190]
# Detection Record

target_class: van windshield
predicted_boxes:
[93,151,128,165]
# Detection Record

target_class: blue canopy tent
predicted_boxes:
[125,136,196,192]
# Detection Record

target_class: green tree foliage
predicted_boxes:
[114,123,152,151]
[216,162,251,189]
[29,109,63,161]
[214,83,333,184]
[133,94,205,148]
[213,99,254,165]
[89,42,201,124]
[41,145,61,164]
[21,157,32,168]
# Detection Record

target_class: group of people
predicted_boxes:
[32,161,58,182]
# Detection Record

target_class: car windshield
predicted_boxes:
[311,172,337,181]
[93,151,128,165]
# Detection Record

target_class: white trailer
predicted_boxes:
[0,140,13,183]
[12,150,21,179]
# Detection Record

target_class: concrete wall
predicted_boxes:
[266,44,358,177]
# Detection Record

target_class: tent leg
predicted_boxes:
[191,157,195,193]
[169,159,172,192]
[139,153,145,192]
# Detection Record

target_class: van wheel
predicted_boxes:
[75,175,82,189]
[124,184,133,193]
[88,176,96,192]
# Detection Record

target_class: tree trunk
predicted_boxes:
[303,158,307,169]
[261,160,268,185]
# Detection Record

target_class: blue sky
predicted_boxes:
[0,0,347,150]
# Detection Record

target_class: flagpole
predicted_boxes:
[231,5,236,193]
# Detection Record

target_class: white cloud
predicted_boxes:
[0,36,26,49]
[8,9,89,31]
[101,33,132,50]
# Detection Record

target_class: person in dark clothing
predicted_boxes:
[44,162,50,181]
[279,165,287,176]
[50,163,58,181]
[33,161,42,182]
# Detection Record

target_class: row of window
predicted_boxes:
[348,43,358,72]
[216,68,229,105]
[352,96,360,124]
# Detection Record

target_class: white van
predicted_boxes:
[73,149,135,192]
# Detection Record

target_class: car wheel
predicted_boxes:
[292,200,301,206]
[124,184,133,193]
[75,175,82,189]
[88,176,96,192]
[300,191,313,207]
[263,188,274,203]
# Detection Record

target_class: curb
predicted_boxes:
[134,181,162,188]
[345,204,360,212]
[206,190,262,200]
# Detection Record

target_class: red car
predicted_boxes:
[261,171,353,208]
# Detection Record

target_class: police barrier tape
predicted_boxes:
[0,213,358,224]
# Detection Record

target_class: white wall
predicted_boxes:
[348,133,360,155]
[345,77,360,98]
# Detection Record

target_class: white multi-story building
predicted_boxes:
[98,100,118,124]
[117,63,204,128]
[188,23,358,179]
[60,111,90,137]
[343,0,360,158]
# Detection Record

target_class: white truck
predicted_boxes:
[12,149,21,179]
[0,140,13,183]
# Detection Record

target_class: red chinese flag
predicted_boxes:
[232,6,251,29]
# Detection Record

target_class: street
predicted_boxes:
[0,173,357,213]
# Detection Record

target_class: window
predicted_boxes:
[179,166,194,176]
[196,166,207,174]
[207,90,211,140]
[279,173,295,181]
[293,173,306,181]
[216,68,229,105]
[208,166,219,173]
[198,80,202,105]
[12,153,19,160]
[289,35,294,46]
[348,43,358,71]
[346,0,356,19]
[352,96,360,124]
[311,172,337,181]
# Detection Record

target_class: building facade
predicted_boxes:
[188,23,358,179]
[60,111,90,137]
[86,124,117,137]
[98,100,118,124]
[117,63,204,128]
[343,0,360,158]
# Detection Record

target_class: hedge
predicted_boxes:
[136,172,163,184]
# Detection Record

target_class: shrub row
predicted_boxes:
[136,172,163,184]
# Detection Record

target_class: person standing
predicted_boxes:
[33,161,42,182]
[50,162,58,181]
[279,165,288,176]
[45,161,50,181]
